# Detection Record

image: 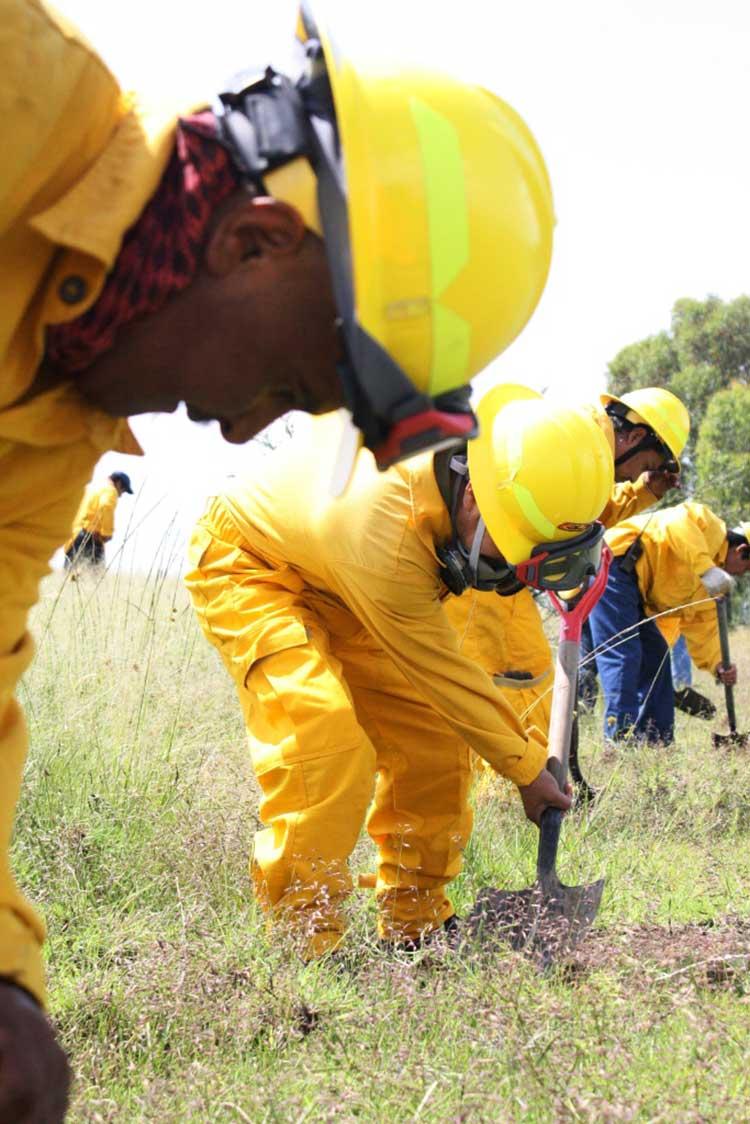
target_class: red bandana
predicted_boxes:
[45,111,242,374]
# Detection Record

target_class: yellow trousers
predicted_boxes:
[185,500,473,957]
[0,430,103,1003]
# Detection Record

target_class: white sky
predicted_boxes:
[54,0,750,574]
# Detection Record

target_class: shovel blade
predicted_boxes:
[712,731,750,750]
[466,875,605,967]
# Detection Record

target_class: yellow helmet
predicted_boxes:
[467,384,614,564]
[216,4,555,468]
[600,387,690,467]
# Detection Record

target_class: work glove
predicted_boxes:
[700,566,735,598]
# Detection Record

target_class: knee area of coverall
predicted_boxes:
[245,640,378,937]
[369,742,473,939]
[251,742,377,956]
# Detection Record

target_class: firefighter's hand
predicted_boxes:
[518,768,572,826]
[644,467,680,499]
[716,663,738,686]
[0,980,70,1123]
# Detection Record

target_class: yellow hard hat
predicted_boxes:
[216,4,555,468]
[467,384,614,564]
[600,387,690,466]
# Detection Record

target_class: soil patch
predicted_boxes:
[570,917,750,990]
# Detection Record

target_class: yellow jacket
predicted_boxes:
[605,502,728,673]
[67,481,119,544]
[209,413,547,786]
[0,0,181,1004]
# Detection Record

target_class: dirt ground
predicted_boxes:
[569,917,750,990]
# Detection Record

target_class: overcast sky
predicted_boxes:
[56,0,750,574]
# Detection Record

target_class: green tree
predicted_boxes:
[667,363,719,434]
[695,385,750,525]
[606,332,678,396]
[606,295,750,492]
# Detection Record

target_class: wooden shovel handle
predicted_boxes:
[546,637,579,790]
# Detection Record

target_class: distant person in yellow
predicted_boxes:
[0,2,558,1113]
[590,504,750,745]
[446,387,690,743]
[185,385,613,958]
[64,471,133,569]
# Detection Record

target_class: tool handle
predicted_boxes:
[546,637,579,788]
[716,597,737,733]
[537,807,562,880]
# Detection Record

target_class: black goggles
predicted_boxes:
[513,522,606,592]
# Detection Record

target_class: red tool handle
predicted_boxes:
[546,545,612,644]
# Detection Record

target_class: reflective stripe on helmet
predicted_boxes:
[510,480,558,541]
[410,97,471,397]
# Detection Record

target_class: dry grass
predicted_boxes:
[15,565,750,1122]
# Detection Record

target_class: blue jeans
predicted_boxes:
[589,554,674,745]
[671,633,692,691]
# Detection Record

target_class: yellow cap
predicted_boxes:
[468,384,614,564]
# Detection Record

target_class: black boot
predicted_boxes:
[386,914,462,954]
[673,686,717,720]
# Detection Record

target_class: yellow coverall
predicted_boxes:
[65,480,119,548]
[605,502,728,673]
[447,405,660,748]
[185,414,547,955]
[0,0,182,1004]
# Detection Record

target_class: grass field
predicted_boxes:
[17,565,750,1122]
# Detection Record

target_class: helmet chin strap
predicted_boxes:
[467,514,486,583]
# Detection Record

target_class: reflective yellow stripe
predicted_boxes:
[511,481,557,540]
[410,96,470,396]
[651,405,688,453]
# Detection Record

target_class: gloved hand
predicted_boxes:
[700,566,735,598]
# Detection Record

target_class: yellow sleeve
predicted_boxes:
[680,601,721,673]
[0,432,99,1005]
[338,562,547,786]
[600,476,654,529]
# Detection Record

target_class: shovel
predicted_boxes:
[712,597,750,749]
[466,548,611,967]
[569,670,597,805]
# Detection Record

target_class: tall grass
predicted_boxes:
[15,561,750,1122]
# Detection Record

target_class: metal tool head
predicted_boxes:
[712,730,750,750]
[465,808,604,968]
[466,878,605,970]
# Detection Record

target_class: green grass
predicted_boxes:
[16,565,750,1122]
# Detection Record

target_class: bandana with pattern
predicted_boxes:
[46,111,242,374]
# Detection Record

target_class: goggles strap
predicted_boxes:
[468,515,486,581]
